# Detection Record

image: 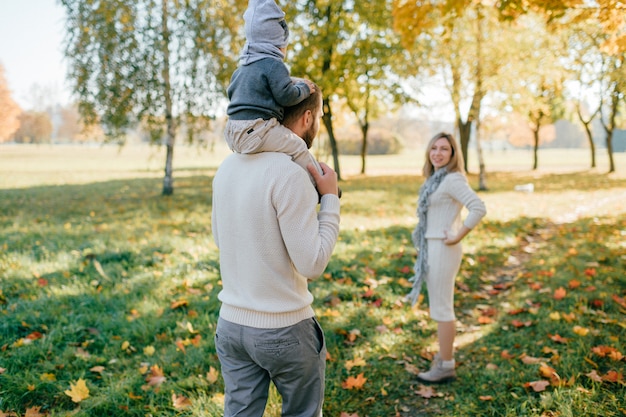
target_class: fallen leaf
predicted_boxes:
[612,294,626,309]
[40,373,56,381]
[548,334,569,344]
[584,268,596,277]
[511,320,533,328]
[520,355,544,365]
[340,413,359,417]
[539,363,557,378]
[90,366,105,374]
[172,392,192,409]
[549,312,561,320]
[525,380,550,392]
[404,362,420,375]
[25,332,43,341]
[591,345,620,357]
[64,378,90,403]
[501,350,515,360]
[342,373,367,390]
[170,299,189,309]
[345,357,367,371]
[415,384,436,398]
[144,346,156,356]
[146,364,166,387]
[24,407,45,417]
[479,395,494,401]
[553,287,566,300]
[206,366,219,383]
[602,370,624,383]
[573,326,589,336]
[585,370,603,382]
[568,279,581,289]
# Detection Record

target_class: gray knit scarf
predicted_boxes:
[407,167,449,305]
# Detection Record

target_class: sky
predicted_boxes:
[0,0,69,109]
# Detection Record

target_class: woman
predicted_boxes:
[408,132,486,383]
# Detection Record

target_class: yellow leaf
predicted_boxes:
[573,326,589,336]
[40,373,56,381]
[345,357,367,371]
[121,341,130,351]
[549,312,560,321]
[144,346,156,356]
[146,364,166,386]
[64,378,90,403]
[206,366,220,384]
[24,407,45,417]
[172,392,192,409]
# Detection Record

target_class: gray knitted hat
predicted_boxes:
[244,0,289,48]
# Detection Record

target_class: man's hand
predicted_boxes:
[308,162,338,197]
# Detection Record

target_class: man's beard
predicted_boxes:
[302,127,315,149]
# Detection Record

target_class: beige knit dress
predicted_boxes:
[422,172,486,321]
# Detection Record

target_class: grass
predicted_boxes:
[0,144,625,416]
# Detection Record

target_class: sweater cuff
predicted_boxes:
[319,193,340,212]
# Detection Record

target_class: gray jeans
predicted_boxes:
[215,317,326,417]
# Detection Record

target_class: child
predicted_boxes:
[225,0,323,185]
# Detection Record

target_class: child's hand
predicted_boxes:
[304,80,316,94]
[308,162,338,197]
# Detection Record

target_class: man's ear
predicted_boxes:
[303,109,313,127]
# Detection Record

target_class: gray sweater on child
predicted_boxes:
[226,56,310,122]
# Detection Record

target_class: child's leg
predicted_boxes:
[224,118,268,153]
[258,121,322,186]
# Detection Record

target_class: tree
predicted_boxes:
[598,52,626,173]
[393,1,509,178]
[60,0,245,194]
[0,63,22,143]
[337,0,407,174]
[13,111,53,144]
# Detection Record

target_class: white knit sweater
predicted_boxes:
[424,172,486,239]
[212,152,340,328]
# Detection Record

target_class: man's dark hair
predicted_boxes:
[282,80,322,129]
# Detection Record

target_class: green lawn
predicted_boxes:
[1,145,625,416]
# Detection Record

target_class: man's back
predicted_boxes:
[212,151,339,329]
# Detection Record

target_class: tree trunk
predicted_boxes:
[532,129,540,170]
[322,98,341,180]
[576,107,597,169]
[582,121,596,169]
[360,122,369,175]
[161,0,175,195]
[606,93,618,173]
[607,131,615,173]
[458,119,471,172]
[475,118,487,191]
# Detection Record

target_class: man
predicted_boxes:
[211,83,340,417]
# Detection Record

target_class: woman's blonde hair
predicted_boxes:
[422,132,465,178]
